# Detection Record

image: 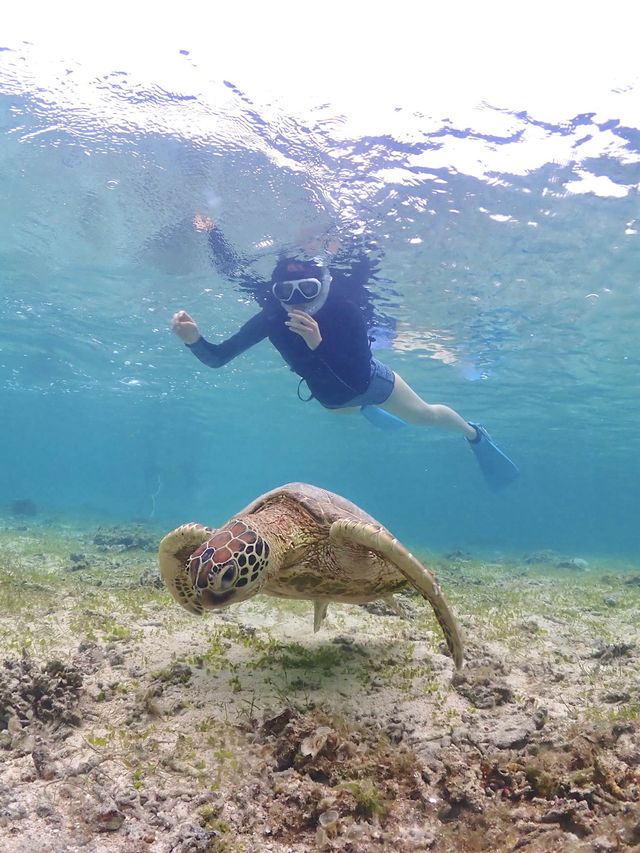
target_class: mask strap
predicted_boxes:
[297,378,313,401]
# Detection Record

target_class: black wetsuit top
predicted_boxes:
[187,287,373,407]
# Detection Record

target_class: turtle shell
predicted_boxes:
[230,482,384,532]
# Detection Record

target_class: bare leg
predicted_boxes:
[381,373,477,439]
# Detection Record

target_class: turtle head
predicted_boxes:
[185,519,270,611]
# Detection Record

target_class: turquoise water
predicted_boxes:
[1,38,639,561]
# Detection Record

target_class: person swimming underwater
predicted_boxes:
[171,253,519,489]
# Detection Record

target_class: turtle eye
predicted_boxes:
[219,563,237,590]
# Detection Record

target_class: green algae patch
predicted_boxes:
[0,522,173,656]
[417,553,640,654]
[69,610,139,643]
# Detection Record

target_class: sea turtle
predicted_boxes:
[158,483,464,669]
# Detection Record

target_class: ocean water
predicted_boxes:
[1,31,639,564]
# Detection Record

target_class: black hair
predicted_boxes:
[270,257,325,283]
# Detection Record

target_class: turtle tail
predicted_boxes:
[329,520,464,670]
[158,522,213,616]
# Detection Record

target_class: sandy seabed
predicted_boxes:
[1,517,640,853]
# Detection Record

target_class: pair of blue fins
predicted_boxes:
[360,406,519,492]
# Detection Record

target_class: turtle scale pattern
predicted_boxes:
[187,520,270,609]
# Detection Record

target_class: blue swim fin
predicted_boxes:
[360,405,406,432]
[467,422,519,491]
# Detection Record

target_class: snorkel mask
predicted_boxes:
[271,257,331,311]
[272,277,322,304]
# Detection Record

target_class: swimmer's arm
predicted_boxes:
[179,310,270,368]
[205,223,246,279]
[197,218,265,291]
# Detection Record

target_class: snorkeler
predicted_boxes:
[172,240,519,490]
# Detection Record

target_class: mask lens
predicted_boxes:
[272,281,295,301]
[299,279,321,299]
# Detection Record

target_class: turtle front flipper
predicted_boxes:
[159,523,213,616]
[329,520,464,670]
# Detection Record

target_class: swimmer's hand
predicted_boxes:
[285,309,322,350]
[172,310,200,345]
[193,213,215,232]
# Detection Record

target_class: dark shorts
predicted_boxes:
[324,358,396,409]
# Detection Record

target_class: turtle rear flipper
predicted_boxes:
[313,600,329,632]
[329,520,464,670]
[159,523,212,616]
